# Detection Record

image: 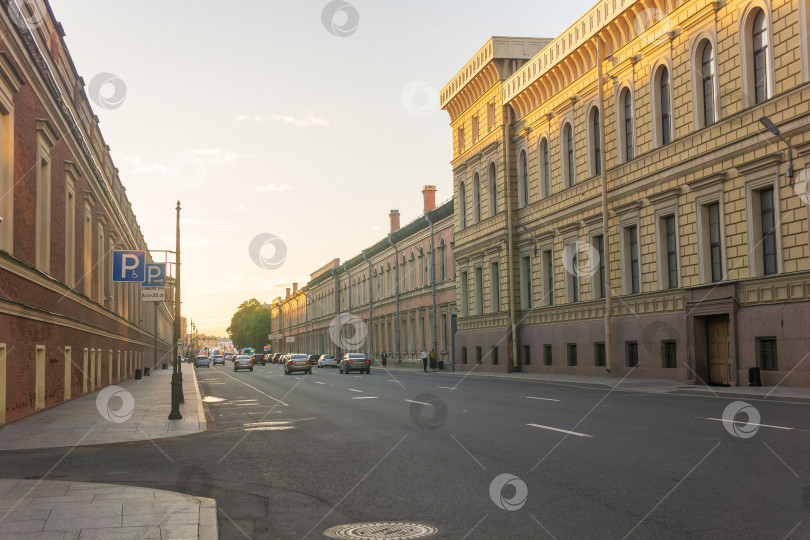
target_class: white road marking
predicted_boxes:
[527,423,592,438]
[315,382,325,385]
[438,386,456,391]
[352,396,378,400]
[699,417,794,430]
[211,370,289,406]
[525,396,561,402]
[405,399,431,406]
[348,389,363,393]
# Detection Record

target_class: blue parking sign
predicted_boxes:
[112,250,145,282]
[145,263,166,286]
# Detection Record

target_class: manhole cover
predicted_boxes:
[323,522,437,539]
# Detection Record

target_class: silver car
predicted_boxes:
[285,353,312,375]
[194,355,210,368]
[318,355,337,368]
[233,355,253,372]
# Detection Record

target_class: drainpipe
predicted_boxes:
[343,262,351,316]
[362,249,373,358]
[597,36,613,374]
[424,213,438,358]
[503,104,518,372]
[331,267,339,358]
[387,233,401,361]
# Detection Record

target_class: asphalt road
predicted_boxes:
[1,362,809,539]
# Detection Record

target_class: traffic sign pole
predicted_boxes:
[169,201,183,420]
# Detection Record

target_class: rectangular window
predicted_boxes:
[461,347,468,364]
[492,346,499,365]
[595,342,606,366]
[476,346,482,364]
[521,255,533,309]
[758,338,777,370]
[626,341,639,367]
[472,115,479,143]
[97,227,104,303]
[663,341,677,368]
[440,313,447,350]
[567,244,579,303]
[474,266,483,315]
[460,271,469,316]
[490,262,500,313]
[542,250,554,306]
[35,146,52,273]
[626,225,640,294]
[708,203,722,282]
[567,344,577,366]
[65,184,76,287]
[487,102,495,131]
[83,207,92,296]
[595,235,605,299]
[457,126,465,154]
[760,188,777,276]
[665,216,678,289]
[523,345,531,366]
[544,344,552,366]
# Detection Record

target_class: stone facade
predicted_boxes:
[443,0,810,386]
[0,0,174,423]
[270,188,456,367]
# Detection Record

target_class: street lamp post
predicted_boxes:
[169,201,183,420]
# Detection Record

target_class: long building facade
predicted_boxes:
[0,0,174,424]
[270,187,456,366]
[443,0,810,386]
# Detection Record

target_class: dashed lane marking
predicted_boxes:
[527,423,592,437]
[525,396,561,402]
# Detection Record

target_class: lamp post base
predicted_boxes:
[168,372,183,419]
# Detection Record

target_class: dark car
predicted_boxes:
[233,355,253,372]
[251,353,266,366]
[272,353,282,364]
[339,353,370,374]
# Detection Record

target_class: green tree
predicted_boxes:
[227,299,272,352]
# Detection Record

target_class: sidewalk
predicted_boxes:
[0,365,206,451]
[0,479,216,539]
[384,365,810,402]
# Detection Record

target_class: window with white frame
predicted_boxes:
[438,238,446,281]
[623,225,640,294]
[752,9,771,105]
[97,224,104,303]
[490,261,500,313]
[618,87,634,162]
[744,167,782,278]
[542,248,554,306]
[653,65,673,147]
[588,106,601,176]
[592,233,606,299]
[520,254,533,309]
[472,115,479,143]
[474,266,483,316]
[487,101,495,131]
[0,83,14,254]
[472,171,481,223]
[460,271,469,316]
[65,172,77,288]
[538,137,550,198]
[35,135,52,273]
[661,215,679,289]
[458,180,467,229]
[519,148,529,207]
[83,202,93,296]
[487,162,497,217]
[696,39,717,127]
[564,240,580,303]
[561,122,575,187]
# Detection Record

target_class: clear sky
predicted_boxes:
[50,0,596,336]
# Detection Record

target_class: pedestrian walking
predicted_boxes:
[381,350,388,368]
[429,348,437,371]
[421,349,429,372]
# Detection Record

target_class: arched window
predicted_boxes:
[487,162,497,217]
[472,172,481,223]
[519,149,529,206]
[618,88,634,161]
[589,107,601,176]
[699,40,716,127]
[538,138,550,197]
[458,181,467,229]
[561,123,575,188]
[653,66,672,146]
[752,9,770,104]
[401,255,408,290]
[438,237,446,281]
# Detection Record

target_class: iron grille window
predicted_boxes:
[567,344,577,366]
[544,344,552,366]
[663,341,677,368]
[626,341,639,368]
[595,342,606,367]
[758,338,777,370]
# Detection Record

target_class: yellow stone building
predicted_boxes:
[443,0,810,386]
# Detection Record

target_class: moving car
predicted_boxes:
[339,353,370,374]
[264,353,273,363]
[252,353,266,366]
[318,355,337,368]
[233,355,253,372]
[211,355,225,365]
[272,353,282,364]
[285,353,312,375]
[195,355,210,368]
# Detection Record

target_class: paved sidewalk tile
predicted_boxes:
[0,367,206,451]
[0,480,217,540]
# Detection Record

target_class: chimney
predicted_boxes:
[285,288,291,298]
[389,209,401,233]
[422,185,437,214]
[292,282,298,294]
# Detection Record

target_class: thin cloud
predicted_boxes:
[237,112,330,127]
[257,184,294,193]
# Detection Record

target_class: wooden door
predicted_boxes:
[707,316,731,385]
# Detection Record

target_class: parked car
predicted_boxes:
[195,355,210,368]
[211,355,225,366]
[308,354,320,366]
[285,353,312,375]
[233,355,253,372]
[340,353,370,374]
[251,353,266,366]
[318,355,337,368]
[272,353,282,364]
[264,353,273,363]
